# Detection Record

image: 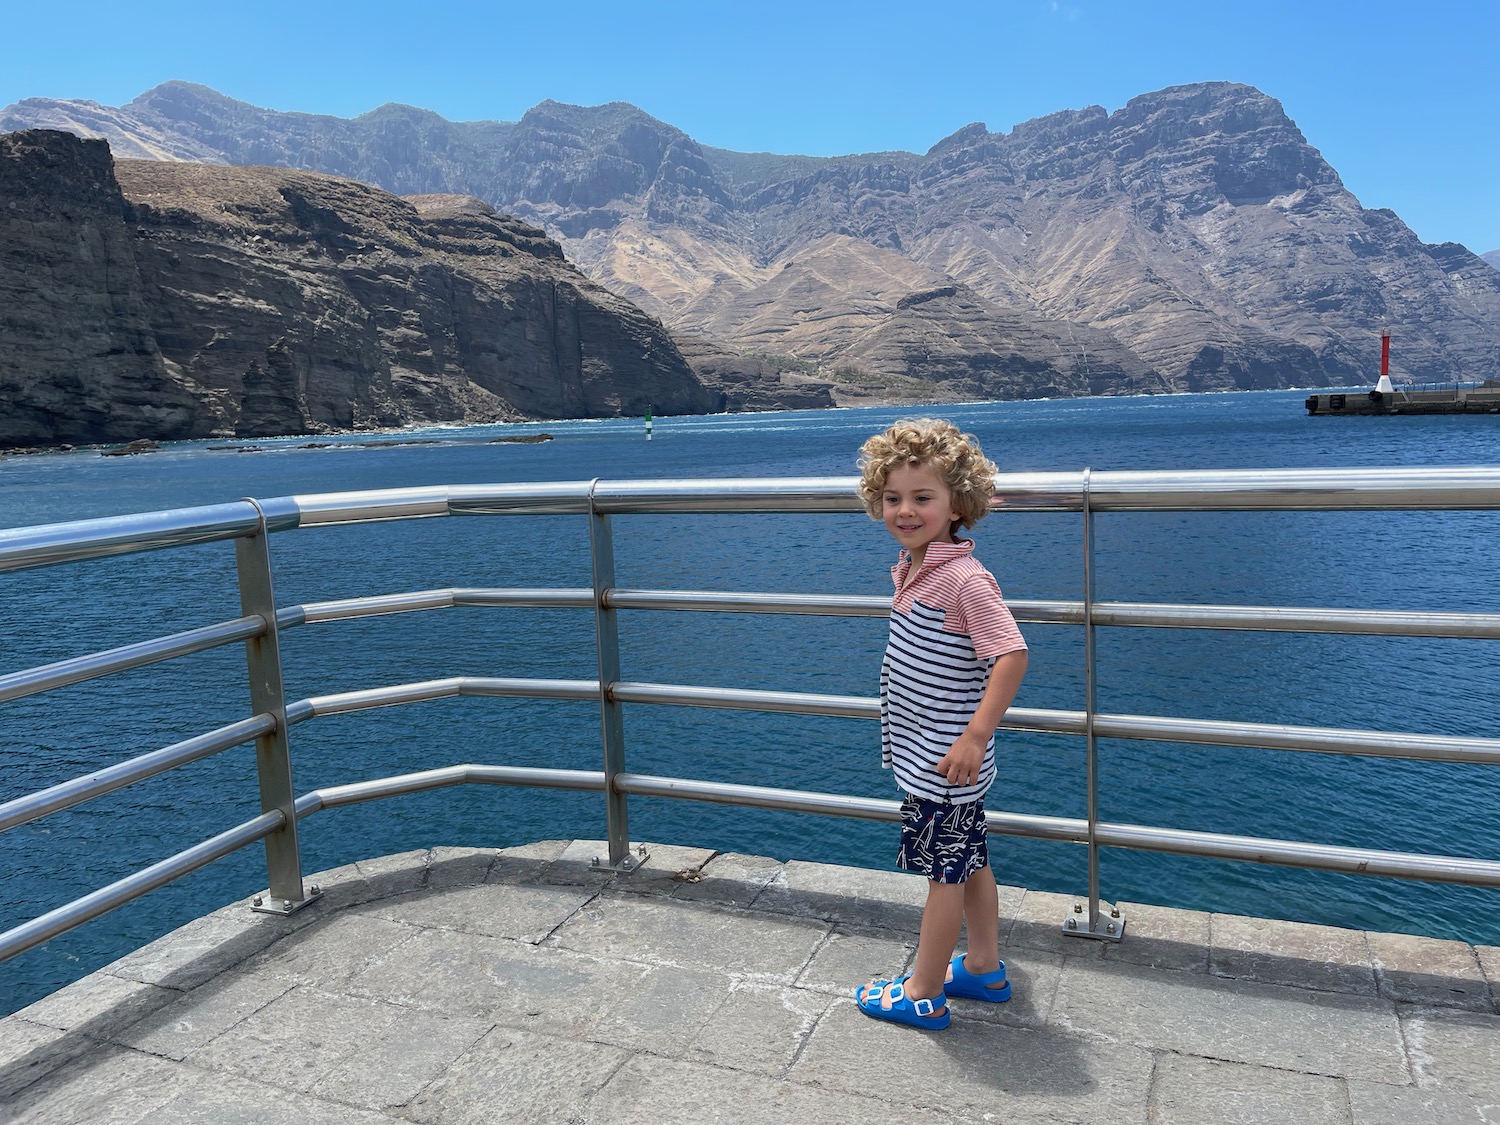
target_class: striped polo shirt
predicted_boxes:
[881,539,1027,804]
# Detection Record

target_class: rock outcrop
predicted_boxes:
[0,131,203,447]
[670,334,836,412]
[7,82,1500,401]
[0,130,720,448]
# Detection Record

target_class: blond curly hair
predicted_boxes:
[857,418,998,531]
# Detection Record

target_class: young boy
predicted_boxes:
[854,418,1028,1030]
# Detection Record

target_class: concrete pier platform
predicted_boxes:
[3,840,1499,1124]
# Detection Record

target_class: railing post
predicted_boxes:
[1065,469,1125,941]
[587,484,644,872]
[235,501,318,914]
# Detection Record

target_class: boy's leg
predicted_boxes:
[858,878,964,1008]
[905,879,966,1002]
[959,864,1002,975]
[860,794,980,1009]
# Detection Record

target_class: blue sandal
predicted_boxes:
[945,954,1011,1002]
[855,975,949,1029]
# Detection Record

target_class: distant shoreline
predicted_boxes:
[0,386,1361,460]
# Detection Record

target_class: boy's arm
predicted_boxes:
[935,649,1029,787]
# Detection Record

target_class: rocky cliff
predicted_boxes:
[552,86,1500,394]
[0,130,721,448]
[7,82,1500,401]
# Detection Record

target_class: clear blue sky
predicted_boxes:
[5,0,1497,254]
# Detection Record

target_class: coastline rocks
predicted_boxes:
[99,438,161,456]
[0,130,717,449]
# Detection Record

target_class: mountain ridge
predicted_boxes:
[5,81,1498,404]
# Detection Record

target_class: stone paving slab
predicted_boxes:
[670,850,784,908]
[552,890,828,979]
[1053,958,1410,1083]
[146,1070,398,1125]
[1474,943,1500,1013]
[1103,899,1212,973]
[13,972,177,1044]
[1367,930,1491,1009]
[345,926,625,1035]
[402,1026,630,1125]
[792,1000,1156,1123]
[679,983,831,1076]
[103,907,297,992]
[751,857,935,931]
[0,1019,71,1102]
[109,969,295,1061]
[1346,1077,1498,1125]
[1148,1054,1352,1125]
[1398,1005,1500,1104]
[4,839,1500,1125]
[368,879,596,943]
[794,924,915,996]
[1007,887,1108,961]
[4,1045,183,1125]
[1210,912,1379,995]
[233,912,421,990]
[590,1053,972,1125]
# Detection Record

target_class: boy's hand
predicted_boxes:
[936,733,988,787]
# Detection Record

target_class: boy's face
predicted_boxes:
[881,462,959,560]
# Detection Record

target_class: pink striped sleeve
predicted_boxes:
[953,571,1027,658]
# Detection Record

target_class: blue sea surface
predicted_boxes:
[2,388,1498,1015]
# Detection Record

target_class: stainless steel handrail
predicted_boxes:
[0,715,277,833]
[0,812,286,956]
[2,468,1498,968]
[0,501,267,573]
[294,765,607,816]
[611,774,1500,886]
[250,673,1500,768]
[303,765,1500,888]
[9,591,1493,710]
[287,678,601,722]
[9,467,1500,571]
[0,616,269,703]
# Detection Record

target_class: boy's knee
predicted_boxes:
[925,878,967,898]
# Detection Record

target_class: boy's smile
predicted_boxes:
[882,462,960,569]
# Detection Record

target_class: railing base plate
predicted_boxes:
[1061,902,1126,942]
[250,884,325,916]
[590,845,650,874]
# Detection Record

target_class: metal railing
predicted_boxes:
[2,467,1499,961]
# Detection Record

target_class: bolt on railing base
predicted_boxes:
[590,844,650,874]
[1062,901,1126,942]
[250,883,325,916]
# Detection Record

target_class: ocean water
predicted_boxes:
[2,388,1498,1016]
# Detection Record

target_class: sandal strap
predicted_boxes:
[889,979,942,1016]
[951,954,1006,984]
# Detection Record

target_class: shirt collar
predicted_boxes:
[893,537,974,580]
[914,539,973,565]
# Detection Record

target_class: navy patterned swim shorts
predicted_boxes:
[896,795,988,884]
